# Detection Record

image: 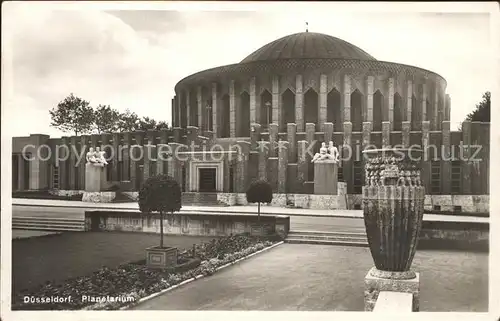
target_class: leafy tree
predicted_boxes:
[459,91,491,130]
[246,180,273,222]
[49,93,95,135]
[117,109,141,132]
[93,104,120,134]
[138,174,182,248]
[137,117,169,131]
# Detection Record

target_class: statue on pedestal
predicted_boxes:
[311,141,339,163]
[86,147,108,167]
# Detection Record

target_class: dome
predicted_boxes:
[240,32,376,63]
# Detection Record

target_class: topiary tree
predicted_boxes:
[246,180,273,222]
[138,174,182,248]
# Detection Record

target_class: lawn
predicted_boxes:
[12,231,217,293]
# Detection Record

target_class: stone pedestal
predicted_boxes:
[364,267,420,311]
[146,246,178,269]
[85,163,107,192]
[313,161,338,195]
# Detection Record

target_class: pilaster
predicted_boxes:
[272,76,281,130]
[79,135,88,189]
[297,140,309,189]
[287,123,297,163]
[306,123,315,144]
[212,82,219,137]
[382,121,391,149]
[122,133,131,181]
[445,94,451,121]
[258,141,270,180]
[441,121,451,194]
[269,123,279,157]
[421,84,427,122]
[402,121,411,148]
[112,133,120,181]
[59,137,69,190]
[157,129,169,175]
[186,89,191,127]
[406,80,413,122]
[343,122,353,194]
[366,76,374,123]
[250,123,261,149]
[277,141,289,193]
[229,80,236,137]
[324,122,334,145]
[342,74,351,123]
[461,121,472,194]
[69,136,77,189]
[362,122,372,187]
[197,86,203,129]
[250,77,257,124]
[386,78,395,129]
[421,121,431,193]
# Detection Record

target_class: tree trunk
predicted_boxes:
[160,210,164,248]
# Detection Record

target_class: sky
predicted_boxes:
[2,2,498,137]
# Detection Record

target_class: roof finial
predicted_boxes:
[306,22,308,32]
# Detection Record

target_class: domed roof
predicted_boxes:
[240,32,376,63]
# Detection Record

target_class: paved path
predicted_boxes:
[11,198,489,223]
[131,243,488,311]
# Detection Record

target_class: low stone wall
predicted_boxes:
[424,195,489,213]
[418,220,489,251]
[84,211,290,238]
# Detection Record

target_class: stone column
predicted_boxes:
[122,133,131,181]
[229,80,237,137]
[295,74,304,132]
[272,76,281,130]
[405,80,413,122]
[250,77,257,125]
[421,121,431,193]
[90,135,98,150]
[80,135,88,189]
[172,127,182,143]
[171,98,176,128]
[111,133,120,181]
[212,82,219,137]
[195,86,202,129]
[287,123,297,163]
[143,132,156,182]
[17,154,26,190]
[402,121,411,148]
[432,86,439,130]
[235,141,251,192]
[461,121,472,194]
[382,121,391,149]
[441,121,451,194]
[130,131,144,190]
[167,143,184,186]
[257,141,270,180]
[269,123,279,157]
[185,89,191,127]
[324,122,334,147]
[277,141,289,193]
[343,122,353,194]
[366,76,374,123]
[67,136,76,190]
[250,123,261,149]
[157,129,169,175]
[305,123,315,145]
[297,140,309,190]
[319,74,328,131]
[176,94,182,128]
[342,75,351,123]
[386,78,395,129]
[59,136,69,190]
[420,84,427,122]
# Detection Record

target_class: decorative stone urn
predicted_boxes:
[362,148,425,278]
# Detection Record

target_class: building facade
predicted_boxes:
[12,32,490,211]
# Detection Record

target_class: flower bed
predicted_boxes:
[12,234,279,311]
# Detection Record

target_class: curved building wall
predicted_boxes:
[172,59,449,137]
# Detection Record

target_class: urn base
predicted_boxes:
[364,267,420,312]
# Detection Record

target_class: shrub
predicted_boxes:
[138,174,182,248]
[246,180,273,221]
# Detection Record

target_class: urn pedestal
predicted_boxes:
[361,148,424,312]
[85,163,107,192]
[313,160,338,195]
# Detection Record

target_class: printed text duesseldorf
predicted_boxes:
[23,295,135,304]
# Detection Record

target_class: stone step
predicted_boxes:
[13,217,84,224]
[12,225,84,232]
[12,217,85,232]
[285,238,368,247]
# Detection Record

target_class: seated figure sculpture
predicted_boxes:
[328,141,340,162]
[86,147,107,167]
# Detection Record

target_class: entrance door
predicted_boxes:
[198,168,217,192]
